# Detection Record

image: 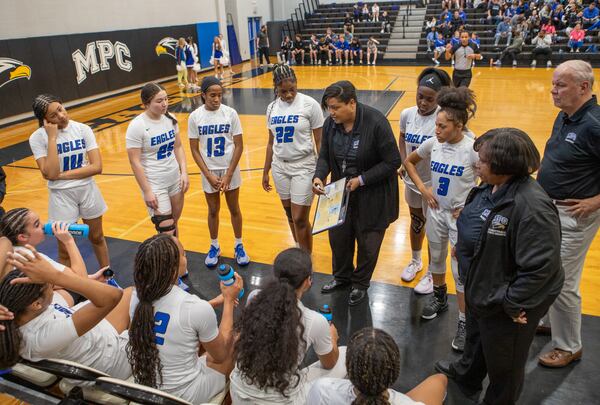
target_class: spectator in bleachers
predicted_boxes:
[372,3,380,22]
[350,37,364,64]
[309,34,319,65]
[367,36,380,65]
[568,22,585,51]
[308,328,448,405]
[451,30,462,47]
[353,4,360,23]
[318,36,332,65]
[230,248,346,404]
[474,0,487,10]
[488,0,503,25]
[334,34,350,65]
[505,1,519,18]
[432,32,447,65]
[292,34,306,65]
[564,0,580,21]
[494,17,514,46]
[516,0,529,16]
[381,10,392,33]
[527,9,542,35]
[279,36,293,65]
[459,7,468,23]
[450,10,465,31]
[530,29,553,67]
[539,4,552,24]
[127,234,241,403]
[541,20,557,41]
[427,27,438,52]
[361,3,371,22]
[582,2,599,28]
[440,6,451,23]
[343,12,354,34]
[343,28,353,42]
[552,4,566,29]
[426,16,437,33]
[493,29,525,66]
[470,32,481,49]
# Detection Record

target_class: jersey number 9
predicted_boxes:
[157,142,175,160]
[275,126,295,143]
[154,311,171,345]
[207,136,226,157]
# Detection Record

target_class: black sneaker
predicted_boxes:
[422,285,448,319]
[452,319,466,352]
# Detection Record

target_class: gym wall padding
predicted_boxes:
[0,24,197,120]
[196,22,220,69]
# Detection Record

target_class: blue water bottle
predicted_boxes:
[43,222,89,238]
[319,304,333,324]
[218,264,244,299]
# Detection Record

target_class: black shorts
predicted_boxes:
[452,69,473,88]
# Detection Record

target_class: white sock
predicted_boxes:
[211,239,219,248]
[412,250,422,262]
[459,312,466,322]
[234,238,243,247]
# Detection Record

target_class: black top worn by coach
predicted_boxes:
[537,95,600,200]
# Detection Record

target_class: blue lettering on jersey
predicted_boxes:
[270,115,300,125]
[150,130,176,146]
[198,124,231,136]
[430,160,464,177]
[57,139,86,154]
[405,133,432,145]
[53,303,74,318]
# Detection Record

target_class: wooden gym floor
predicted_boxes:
[1,62,599,316]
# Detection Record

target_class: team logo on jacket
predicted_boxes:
[488,214,509,236]
[565,132,577,144]
[0,57,31,88]
[155,37,178,59]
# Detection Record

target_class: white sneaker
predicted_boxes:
[401,259,423,282]
[531,60,537,67]
[414,272,433,295]
[547,60,552,67]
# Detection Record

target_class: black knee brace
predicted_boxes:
[151,213,176,233]
[283,205,293,223]
[410,213,425,234]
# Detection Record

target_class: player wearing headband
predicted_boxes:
[263,65,324,252]
[399,68,452,291]
[403,87,478,353]
[29,94,110,270]
[126,83,189,236]
[188,77,250,267]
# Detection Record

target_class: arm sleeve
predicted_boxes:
[185,296,219,343]
[309,99,325,129]
[187,113,199,139]
[361,118,402,186]
[503,209,562,317]
[125,119,144,149]
[310,314,333,356]
[416,137,435,159]
[231,110,243,136]
[81,124,98,152]
[314,119,332,181]
[29,131,48,160]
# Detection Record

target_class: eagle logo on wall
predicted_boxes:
[0,58,31,88]
[155,37,178,59]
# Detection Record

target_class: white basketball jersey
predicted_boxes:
[417,135,478,210]
[129,286,219,395]
[29,120,98,190]
[125,113,180,188]
[188,104,242,170]
[400,106,439,191]
[267,92,324,161]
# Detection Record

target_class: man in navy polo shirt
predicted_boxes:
[537,60,600,368]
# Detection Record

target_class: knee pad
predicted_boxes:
[283,205,293,223]
[428,241,448,275]
[410,213,425,234]
[151,213,176,233]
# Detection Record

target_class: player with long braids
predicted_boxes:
[29,94,109,269]
[262,64,324,252]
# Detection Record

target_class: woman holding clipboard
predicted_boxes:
[312,81,401,306]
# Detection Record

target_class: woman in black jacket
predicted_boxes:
[435,128,564,405]
[313,81,401,306]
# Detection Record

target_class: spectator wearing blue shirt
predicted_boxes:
[470,32,481,49]
[432,33,446,65]
[494,17,513,46]
[458,8,467,23]
[427,27,438,52]
[582,2,600,28]
[451,30,461,47]
[334,35,350,65]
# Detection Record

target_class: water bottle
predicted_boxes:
[319,304,333,324]
[218,264,244,299]
[43,222,89,238]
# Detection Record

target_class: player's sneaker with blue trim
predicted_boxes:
[177,277,190,292]
[205,245,220,268]
[234,244,250,266]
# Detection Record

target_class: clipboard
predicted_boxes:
[311,178,350,235]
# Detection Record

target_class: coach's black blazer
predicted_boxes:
[314,102,401,231]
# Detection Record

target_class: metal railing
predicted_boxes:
[285,0,320,39]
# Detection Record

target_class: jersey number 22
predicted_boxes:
[275,126,294,143]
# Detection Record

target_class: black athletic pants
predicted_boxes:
[452,295,556,405]
[452,69,472,87]
[532,47,552,64]
[258,46,270,65]
[328,200,386,290]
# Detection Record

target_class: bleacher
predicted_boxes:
[417,0,600,66]
[290,1,408,56]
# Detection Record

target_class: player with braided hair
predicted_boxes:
[29,94,110,270]
[262,64,324,252]
[404,86,478,353]
[127,233,242,402]
[308,327,447,405]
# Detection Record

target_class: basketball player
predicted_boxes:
[30,94,110,269]
[403,87,478,352]
[262,65,323,253]
[188,77,250,267]
[399,68,452,291]
[126,83,189,236]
